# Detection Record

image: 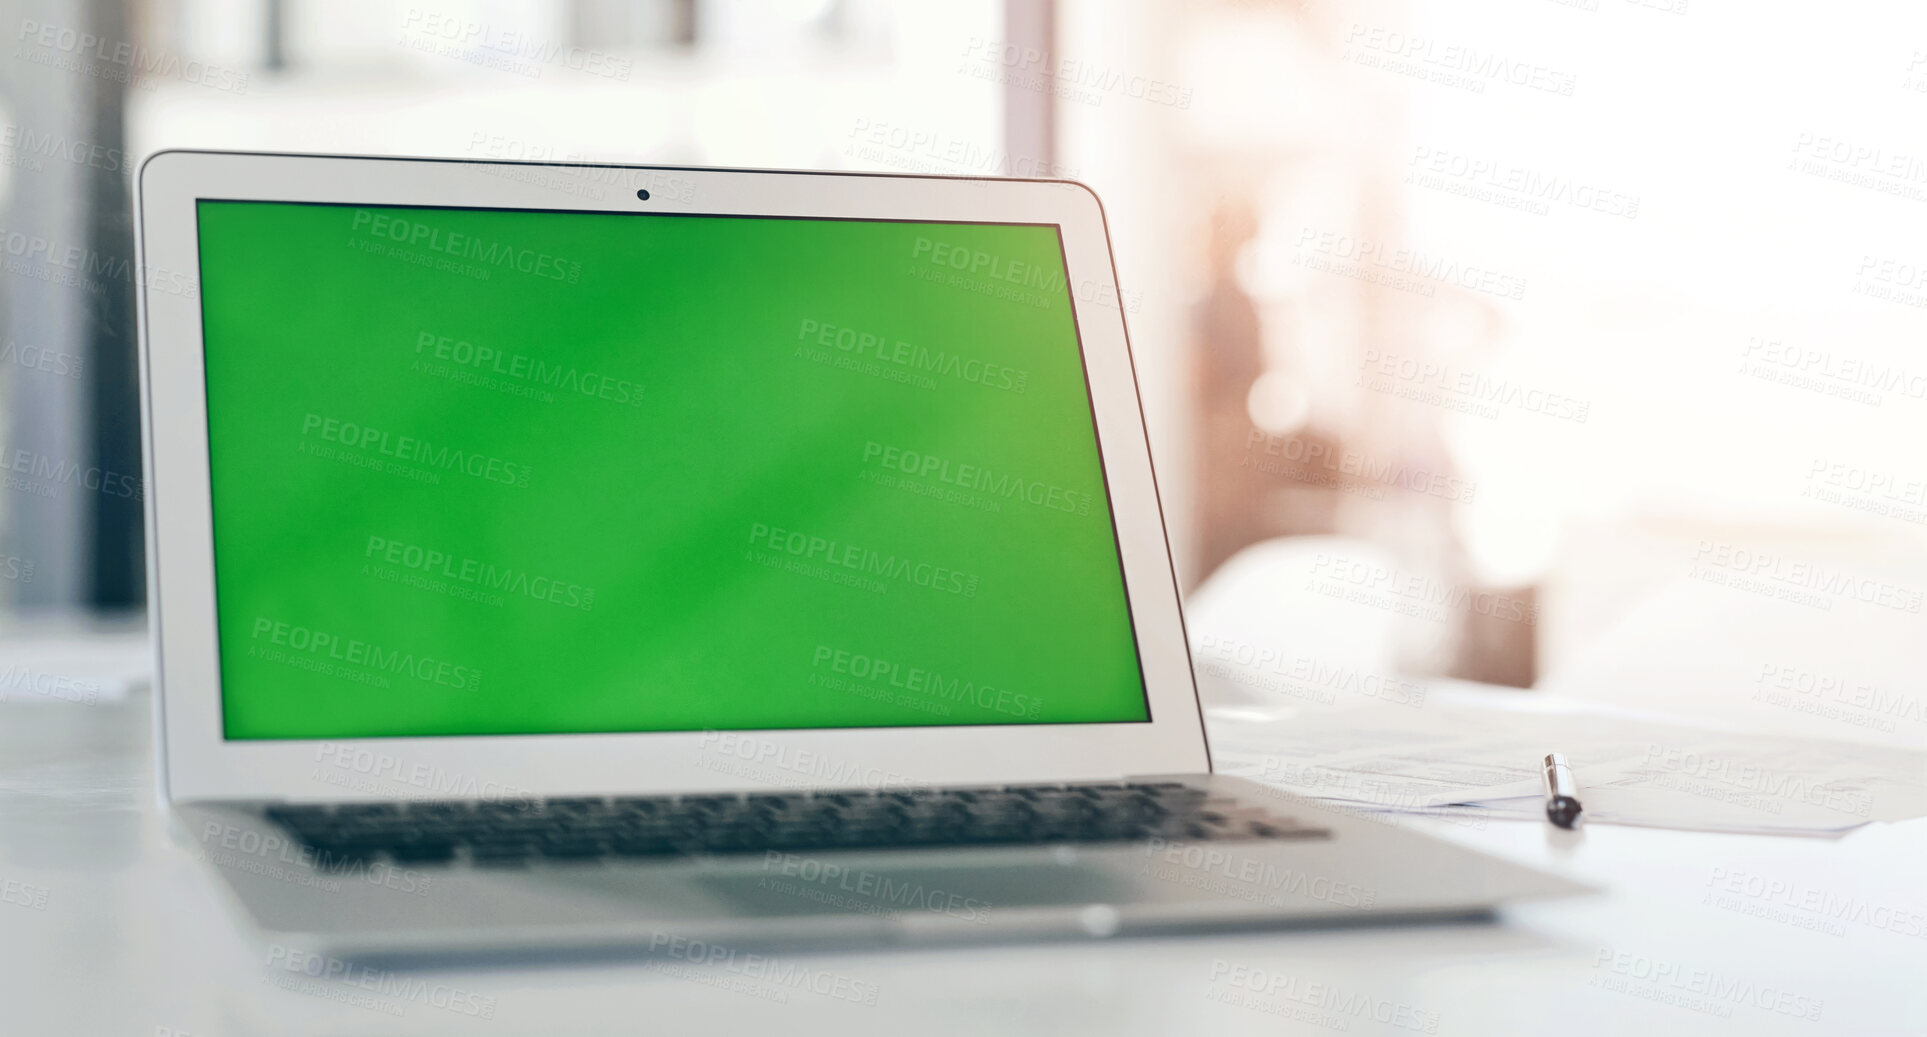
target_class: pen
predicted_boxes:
[1542,753,1583,828]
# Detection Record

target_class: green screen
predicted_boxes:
[196,199,1148,739]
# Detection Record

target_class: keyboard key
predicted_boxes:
[538,840,607,860]
[389,842,456,863]
[492,796,549,807]
[265,804,332,826]
[467,844,536,867]
[607,835,683,858]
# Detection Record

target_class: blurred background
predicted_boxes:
[5,0,1926,695]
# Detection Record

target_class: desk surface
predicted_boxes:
[3,675,1922,1037]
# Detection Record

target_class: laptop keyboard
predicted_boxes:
[264,783,1328,870]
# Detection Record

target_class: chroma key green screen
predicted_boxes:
[196,199,1150,738]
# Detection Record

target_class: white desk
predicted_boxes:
[3,682,1922,1035]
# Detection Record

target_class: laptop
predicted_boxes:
[135,150,1583,958]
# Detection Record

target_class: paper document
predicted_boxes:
[1207,694,1927,836]
[0,629,146,707]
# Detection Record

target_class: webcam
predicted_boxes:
[636,189,650,201]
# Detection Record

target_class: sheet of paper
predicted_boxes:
[0,629,146,707]
[1206,694,1927,836]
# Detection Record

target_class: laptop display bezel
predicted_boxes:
[138,150,1211,803]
